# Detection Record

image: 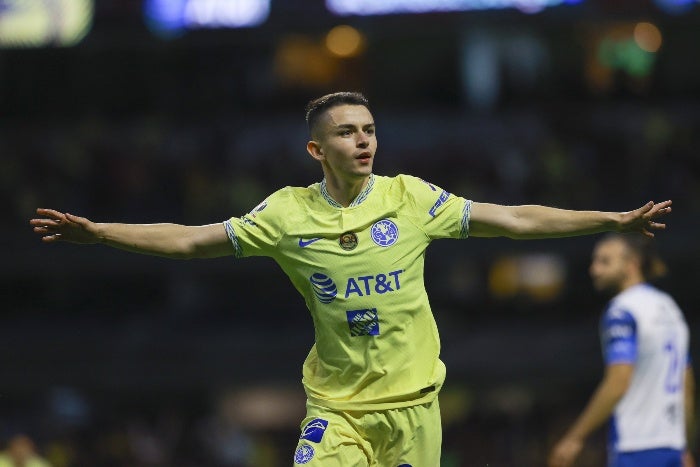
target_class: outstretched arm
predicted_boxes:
[548,363,633,467]
[30,208,234,259]
[469,200,671,239]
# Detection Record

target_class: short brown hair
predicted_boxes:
[305,92,370,136]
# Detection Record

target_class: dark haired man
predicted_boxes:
[549,234,694,467]
[32,92,673,466]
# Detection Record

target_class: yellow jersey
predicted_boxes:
[225,174,471,410]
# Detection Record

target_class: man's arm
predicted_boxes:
[469,200,672,239]
[548,363,634,467]
[30,208,234,259]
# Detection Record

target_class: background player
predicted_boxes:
[31,92,673,466]
[549,233,694,467]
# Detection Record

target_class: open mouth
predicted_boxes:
[356,151,372,160]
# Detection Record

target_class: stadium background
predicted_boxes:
[2,0,700,465]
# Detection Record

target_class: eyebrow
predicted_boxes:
[335,123,375,129]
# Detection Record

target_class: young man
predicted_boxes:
[31,92,673,466]
[549,233,694,467]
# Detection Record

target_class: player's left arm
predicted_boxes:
[548,363,634,467]
[469,200,671,239]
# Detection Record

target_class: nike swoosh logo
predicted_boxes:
[298,237,322,247]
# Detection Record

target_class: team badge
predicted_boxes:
[294,444,315,464]
[371,219,399,247]
[339,231,358,250]
[300,418,328,442]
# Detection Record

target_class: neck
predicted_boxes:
[618,275,645,293]
[323,173,371,207]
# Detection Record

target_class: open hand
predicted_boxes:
[30,208,99,244]
[619,200,672,238]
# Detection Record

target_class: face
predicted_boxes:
[307,104,377,180]
[589,239,632,294]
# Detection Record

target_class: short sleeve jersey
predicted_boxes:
[600,283,690,452]
[225,174,471,410]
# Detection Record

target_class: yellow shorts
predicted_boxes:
[292,399,441,466]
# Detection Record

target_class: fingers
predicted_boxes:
[647,201,672,217]
[30,208,68,229]
[32,225,63,242]
[41,234,62,242]
[637,200,654,214]
[31,209,69,242]
[29,218,62,227]
[35,208,66,220]
[31,209,89,232]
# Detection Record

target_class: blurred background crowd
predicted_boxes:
[2,0,700,465]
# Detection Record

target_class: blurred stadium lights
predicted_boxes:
[598,25,657,77]
[274,35,338,87]
[581,22,660,94]
[634,22,663,53]
[653,0,697,14]
[0,0,93,48]
[143,0,270,37]
[488,254,566,303]
[325,0,584,16]
[325,25,365,58]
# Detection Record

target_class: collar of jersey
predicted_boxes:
[320,174,375,208]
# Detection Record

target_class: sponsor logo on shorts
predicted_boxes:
[300,418,328,443]
[371,219,398,247]
[294,444,315,464]
[309,273,337,304]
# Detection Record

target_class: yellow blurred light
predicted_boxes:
[325,25,364,58]
[634,22,662,53]
[0,0,93,48]
[488,257,519,299]
[274,35,336,86]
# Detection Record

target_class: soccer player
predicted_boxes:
[549,233,694,467]
[31,92,673,466]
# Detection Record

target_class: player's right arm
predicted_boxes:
[30,208,234,259]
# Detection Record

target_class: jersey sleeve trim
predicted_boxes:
[602,307,638,365]
[460,199,472,239]
[223,220,243,258]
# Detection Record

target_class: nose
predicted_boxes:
[356,132,369,148]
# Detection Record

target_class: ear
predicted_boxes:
[307,140,324,161]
